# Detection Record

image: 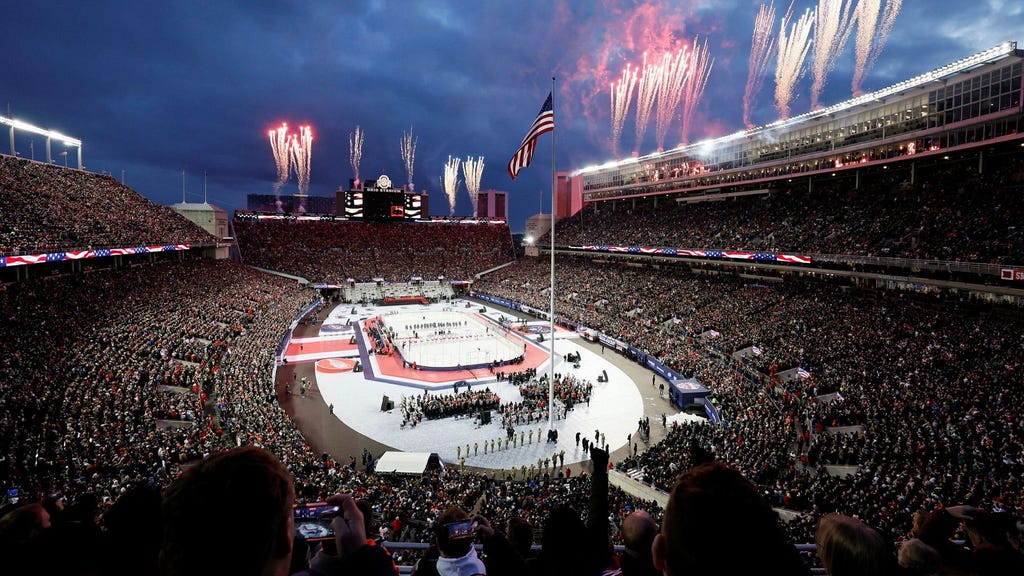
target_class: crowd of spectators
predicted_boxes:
[0,256,664,573]
[0,155,213,255]
[473,255,1024,552]
[552,153,1024,264]
[4,149,1024,572]
[234,219,515,282]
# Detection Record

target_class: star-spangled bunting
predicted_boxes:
[0,245,190,268]
[576,245,811,264]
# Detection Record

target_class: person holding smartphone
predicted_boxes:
[412,506,486,576]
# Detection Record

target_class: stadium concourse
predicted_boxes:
[275,297,695,474]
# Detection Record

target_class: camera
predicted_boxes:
[293,503,340,541]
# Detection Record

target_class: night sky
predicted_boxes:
[4,1,1023,232]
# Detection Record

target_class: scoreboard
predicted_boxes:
[341,189,426,221]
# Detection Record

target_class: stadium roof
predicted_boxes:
[575,41,1021,176]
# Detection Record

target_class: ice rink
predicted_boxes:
[381,310,525,368]
[296,299,665,471]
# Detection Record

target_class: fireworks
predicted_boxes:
[811,0,855,109]
[400,126,417,191]
[851,0,902,97]
[443,156,461,217]
[289,125,312,213]
[744,2,777,129]
[655,47,690,151]
[349,126,364,187]
[610,64,638,157]
[634,52,662,155]
[462,156,485,217]
[268,123,290,211]
[680,36,713,146]
[774,5,815,120]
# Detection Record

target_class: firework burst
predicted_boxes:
[289,126,312,213]
[851,0,902,96]
[681,36,713,146]
[610,64,638,157]
[811,0,855,109]
[775,4,816,120]
[655,47,690,151]
[744,2,777,129]
[268,123,290,211]
[443,156,461,217]
[400,126,417,191]
[462,156,485,217]
[634,52,662,155]
[349,126,364,187]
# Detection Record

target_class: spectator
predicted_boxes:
[504,517,536,563]
[815,513,897,576]
[414,506,487,576]
[0,502,51,573]
[295,493,396,576]
[161,446,296,576]
[652,461,808,575]
[103,484,163,576]
[896,539,951,576]
[615,510,660,576]
[962,510,1024,576]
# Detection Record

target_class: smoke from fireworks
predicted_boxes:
[680,36,713,146]
[442,156,461,217]
[400,126,417,191]
[654,47,690,151]
[774,4,815,120]
[268,123,290,211]
[349,126,364,187]
[610,64,638,157]
[811,0,855,109]
[634,52,662,155]
[744,2,777,129]
[289,126,312,213]
[462,156,485,217]
[851,0,902,97]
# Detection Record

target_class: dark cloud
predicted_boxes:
[2,0,1020,230]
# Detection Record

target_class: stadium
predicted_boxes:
[2,38,1024,576]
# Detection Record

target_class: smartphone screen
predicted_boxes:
[446,519,476,539]
[294,503,338,541]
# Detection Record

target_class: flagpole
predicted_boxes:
[548,76,556,433]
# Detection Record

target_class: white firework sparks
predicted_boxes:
[681,36,713,146]
[811,0,855,109]
[744,2,777,129]
[610,63,637,157]
[268,123,290,207]
[775,5,815,120]
[462,156,485,216]
[634,52,662,155]
[443,156,461,217]
[349,126,364,186]
[655,47,690,152]
[289,126,312,212]
[400,126,417,191]
[851,0,902,97]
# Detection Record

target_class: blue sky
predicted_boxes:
[3,1,1023,232]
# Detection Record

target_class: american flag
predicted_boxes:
[507,92,554,180]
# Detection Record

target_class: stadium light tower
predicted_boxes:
[0,115,83,169]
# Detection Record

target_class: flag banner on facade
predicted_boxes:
[507,92,554,180]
